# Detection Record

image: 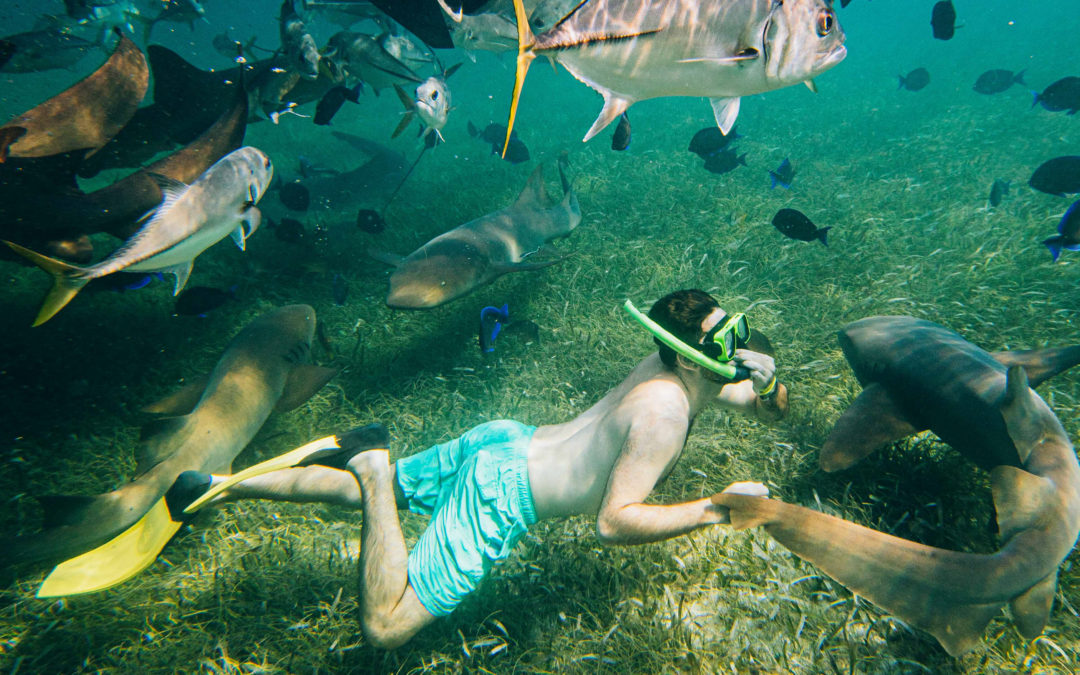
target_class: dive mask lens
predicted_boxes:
[701,313,750,361]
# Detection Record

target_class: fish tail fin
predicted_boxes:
[897,74,905,89]
[3,240,89,326]
[503,0,537,159]
[1043,235,1063,261]
[769,172,778,189]
[817,226,832,247]
[1030,90,1040,108]
[991,344,1080,388]
[1014,69,1027,86]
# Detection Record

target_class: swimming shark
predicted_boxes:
[501,0,847,155]
[372,157,580,309]
[4,146,273,326]
[713,316,1080,656]
[0,31,147,161]
[2,304,339,569]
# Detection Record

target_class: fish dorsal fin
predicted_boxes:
[37,494,99,530]
[164,261,194,295]
[1009,570,1058,639]
[804,79,818,93]
[819,383,920,472]
[583,93,631,143]
[514,164,549,207]
[146,172,189,210]
[137,415,193,475]
[999,364,1068,465]
[274,364,340,412]
[991,345,1080,389]
[141,375,211,416]
[710,97,741,136]
[989,464,1055,542]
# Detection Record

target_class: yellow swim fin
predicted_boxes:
[36,424,390,597]
[37,498,180,598]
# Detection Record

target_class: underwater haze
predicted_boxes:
[1,0,1079,672]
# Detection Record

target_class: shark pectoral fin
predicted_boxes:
[4,240,89,326]
[162,262,194,295]
[36,498,181,598]
[366,248,404,267]
[274,364,340,413]
[37,494,99,530]
[513,163,548,207]
[989,465,1055,542]
[230,225,248,250]
[991,346,1080,389]
[141,375,210,416]
[583,93,631,143]
[999,365,1068,465]
[819,383,920,472]
[710,97,741,136]
[1010,570,1058,639]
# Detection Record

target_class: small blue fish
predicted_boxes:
[769,158,794,189]
[479,303,509,354]
[1043,201,1080,262]
[611,112,631,151]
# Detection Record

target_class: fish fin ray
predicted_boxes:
[710,97,741,136]
[819,383,920,471]
[146,172,189,208]
[3,240,89,326]
[583,93,630,142]
[503,0,537,158]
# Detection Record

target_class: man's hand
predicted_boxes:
[733,349,776,395]
[705,481,769,524]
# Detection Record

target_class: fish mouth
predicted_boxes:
[819,44,847,70]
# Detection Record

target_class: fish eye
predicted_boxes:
[431,90,439,101]
[817,10,835,36]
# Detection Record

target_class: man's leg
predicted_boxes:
[215,466,364,507]
[348,449,436,649]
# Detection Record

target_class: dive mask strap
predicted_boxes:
[623,299,743,380]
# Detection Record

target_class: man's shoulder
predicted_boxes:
[618,376,691,421]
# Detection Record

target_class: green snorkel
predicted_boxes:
[623,299,750,381]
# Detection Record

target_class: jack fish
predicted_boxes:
[502,0,846,154]
[2,305,338,569]
[4,146,273,326]
[374,158,580,308]
[714,316,1080,656]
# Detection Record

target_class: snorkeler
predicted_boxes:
[169,289,788,648]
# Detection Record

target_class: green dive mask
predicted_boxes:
[623,300,751,381]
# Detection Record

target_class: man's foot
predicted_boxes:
[296,423,390,470]
[165,471,213,520]
[345,448,391,483]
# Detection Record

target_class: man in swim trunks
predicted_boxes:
[184,289,787,648]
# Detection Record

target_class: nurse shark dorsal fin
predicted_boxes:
[999,365,1068,465]
[990,465,1055,541]
[274,364,341,413]
[513,163,549,208]
[990,345,1080,389]
[1010,571,1058,640]
[819,383,920,472]
[140,374,211,416]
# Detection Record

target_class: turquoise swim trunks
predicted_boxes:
[396,420,538,617]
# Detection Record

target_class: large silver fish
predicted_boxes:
[3,304,338,570]
[373,159,580,309]
[714,317,1080,656]
[503,0,846,153]
[3,146,273,326]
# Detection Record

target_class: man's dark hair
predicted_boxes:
[648,289,721,368]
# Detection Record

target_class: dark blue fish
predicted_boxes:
[357,208,386,233]
[314,84,362,126]
[769,158,794,189]
[931,0,956,40]
[279,181,311,211]
[688,126,739,158]
[703,148,747,175]
[772,208,831,246]
[611,112,631,151]
[88,271,163,293]
[479,303,509,354]
[468,121,530,164]
[898,68,930,91]
[1043,201,1080,262]
[1030,156,1080,197]
[271,217,306,243]
[988,179,1010,207]
[1031,76,1080,114]
[174,286,234,317]
[332,273,349,306]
